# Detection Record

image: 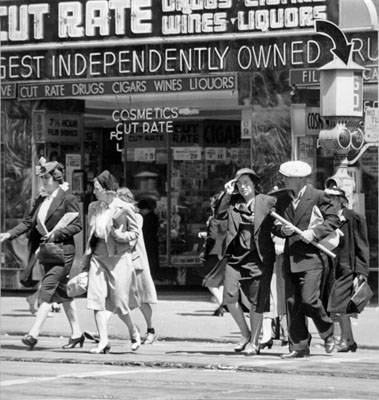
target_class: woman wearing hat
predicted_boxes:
[84,171,141,354]
[0,161,83,350]
[214,168,276,355]
[325,185,370,352]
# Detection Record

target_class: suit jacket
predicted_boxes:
[273,184,340,273]
[215,192,276,268]
[7,188,82,257]
[337,208,369,276]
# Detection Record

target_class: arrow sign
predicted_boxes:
[315,20,352,64]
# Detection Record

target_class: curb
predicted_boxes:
[3,331,379,351]
[1,355,378,380]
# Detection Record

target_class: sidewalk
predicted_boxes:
[1,292,379,348]
[1,293,379,375]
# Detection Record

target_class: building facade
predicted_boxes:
[1,0,378,296]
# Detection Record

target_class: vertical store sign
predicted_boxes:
[241,108,253,139]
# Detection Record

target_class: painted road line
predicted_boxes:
[1,368,174,387]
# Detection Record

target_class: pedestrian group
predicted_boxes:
[0,158,370,358]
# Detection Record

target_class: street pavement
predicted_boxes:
[1,292,379,375]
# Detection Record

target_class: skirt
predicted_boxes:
[328,268,355,314]
[87,240,140,316]
[39,253,74,304]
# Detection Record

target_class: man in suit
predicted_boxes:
[274,161,340,358]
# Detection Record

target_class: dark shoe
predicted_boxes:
[337,341,358,353]
[281,349,310,359]
[281,339,289,347]
[324,335,336,354]
[213,306,224,317]
[259,338,273,350]
[83,331,100,343]
[62,334,85,349]
[89,344,111,354]
[22,334,37,350]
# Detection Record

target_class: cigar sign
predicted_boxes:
[1,0,329,45]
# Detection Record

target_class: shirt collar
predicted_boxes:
[46,187,60,200]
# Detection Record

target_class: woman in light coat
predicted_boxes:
[85,171,141,353]
[117,187,158,344]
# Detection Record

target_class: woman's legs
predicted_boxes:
[140,303,154,330]
[28,302,51,338]
[339,314,355,344]
[249,311,263,346]
[93,310,110,348]
[119,312,141,350]
[62,300,82,338]
[227,302,250,340]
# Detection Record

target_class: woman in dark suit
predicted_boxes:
[0,161,83,350]
[326,186,370,352]
[215,168,276,355]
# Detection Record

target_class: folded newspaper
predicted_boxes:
[38,212,79,238]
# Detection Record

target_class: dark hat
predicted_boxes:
[234,168,260,183]
[95,170,119,192]
[325,186,348,201]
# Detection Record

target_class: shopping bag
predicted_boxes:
[67,271,88,297]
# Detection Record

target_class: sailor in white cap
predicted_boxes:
[274,160,340,359]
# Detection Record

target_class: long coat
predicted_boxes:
[215,192,277,269]
[273,185,340,273]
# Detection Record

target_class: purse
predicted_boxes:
[67,271,88,298]
[37,242,65,265]
[346,280,373,314]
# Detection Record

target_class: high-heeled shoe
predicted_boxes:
[244,343,260,355]
[131,331,141,351]
[62,334,85,349]
[234,337,250,352]
[213,306,224,317]
[259,338,274,350]
[89,344,111,354]
[337,341,358,353]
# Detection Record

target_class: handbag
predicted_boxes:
[37,242,65,265]
[67,271,89,297]
[346,280,373,314]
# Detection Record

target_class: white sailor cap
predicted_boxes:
[279,161,312,177]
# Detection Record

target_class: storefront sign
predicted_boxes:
[0,82,16,98]
[1,32,376,81]
[364,107,379,143]
[204,147,227,161]
[134,148,156,162]
[16,74,236,100]
[173,147,202,161]
[0,0,329,46]
[65,154,82,191]
[290,64,378,87]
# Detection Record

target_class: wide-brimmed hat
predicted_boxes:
[94,170,119,192]
[234,168,260,184]
[279,161,312,177]
[37,161,59,177]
